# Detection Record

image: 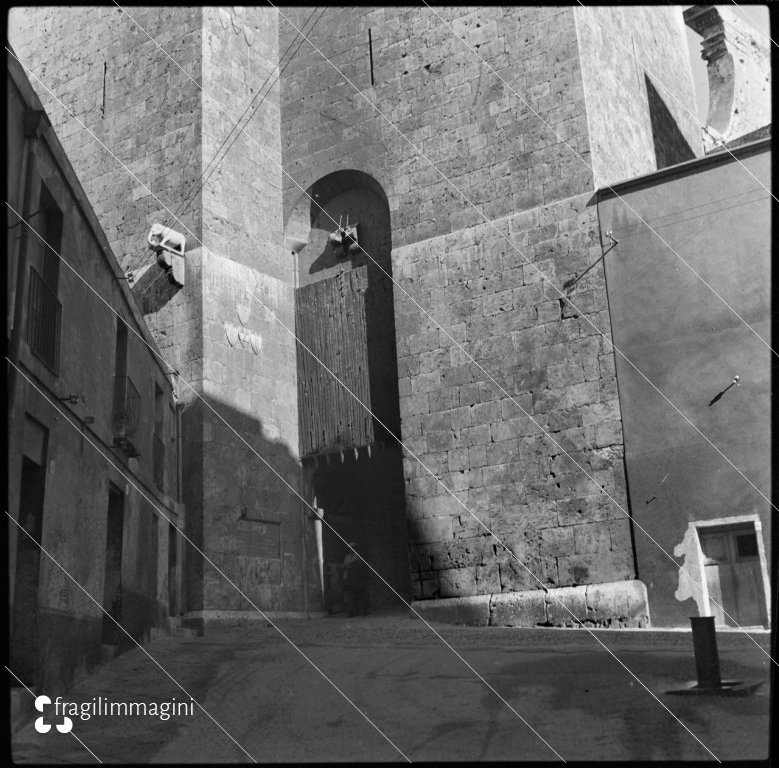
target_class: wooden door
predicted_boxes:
[699,526,766,627]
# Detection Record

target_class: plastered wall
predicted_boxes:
[8,61,179,691]
[597,144,771,627]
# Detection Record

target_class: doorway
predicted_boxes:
[699,523,768,627]
[168,523,178,616]
[290,170,411,610]
[102,485,125,644]
[11,455,46,686]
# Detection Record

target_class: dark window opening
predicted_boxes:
[735,532,759,559]
[26,267,62,374]
[112,320,140,457]
[38,184,62,294]
[26,183,63,374]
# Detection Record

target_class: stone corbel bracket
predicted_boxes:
[684,5,771,149]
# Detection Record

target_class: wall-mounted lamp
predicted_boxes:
[708,375,741,406]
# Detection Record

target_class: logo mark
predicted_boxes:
[34,695,72,734]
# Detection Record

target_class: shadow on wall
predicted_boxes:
[131,263,183,316]
[181,395,318,614]
[646,74,697,170]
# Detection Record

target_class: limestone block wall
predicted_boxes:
[575,6,702,187]
[193,251,306,611]
[201,8,286,277]
[10,7,288,273]
[12,8,301,613]
[9,7,204,272]
[280,6,593,245]
[135,250,205,395]
[393,195,633,600]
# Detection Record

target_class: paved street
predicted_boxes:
[12,612,772,763]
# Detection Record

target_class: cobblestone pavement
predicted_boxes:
[11,612,772,763]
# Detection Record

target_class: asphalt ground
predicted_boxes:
[10,612,773,763]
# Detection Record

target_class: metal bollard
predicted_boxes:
[690,616,721,688]
[666,616,762,696]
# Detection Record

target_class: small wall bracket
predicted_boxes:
[328,214,360,258]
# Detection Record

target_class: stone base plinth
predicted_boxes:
[183,609,328,634]
[411,580,650,628]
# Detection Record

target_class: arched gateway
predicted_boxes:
[287,170,411,611]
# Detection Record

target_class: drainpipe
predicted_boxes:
[8,111,48,414]
[301,494,308,615]
[175,399,185,615]
[313,497,324,606]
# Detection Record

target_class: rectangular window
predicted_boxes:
[26,266,61,374]
[26,184,64,374]
[112,320,140,457]
[38,184,62,295]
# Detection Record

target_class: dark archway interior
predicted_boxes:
[309,446,410,610]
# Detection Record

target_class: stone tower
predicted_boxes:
[10,7,309,615]
[10,6,702,620]
[276,5,701,610]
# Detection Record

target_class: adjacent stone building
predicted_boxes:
[7,52,184,697]
[8,5,771,632]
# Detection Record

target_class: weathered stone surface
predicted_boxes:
[574,5,701,186]
[9,5,708,617]
[557,549,635,587]
[684,5,771,149]
[544,585,588,627]
[438,567,478,598]
[489,590,547,627]
[585,580,650,628]
[394,193,635,596]
[411,595,491,626]
[411,580,649,628]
